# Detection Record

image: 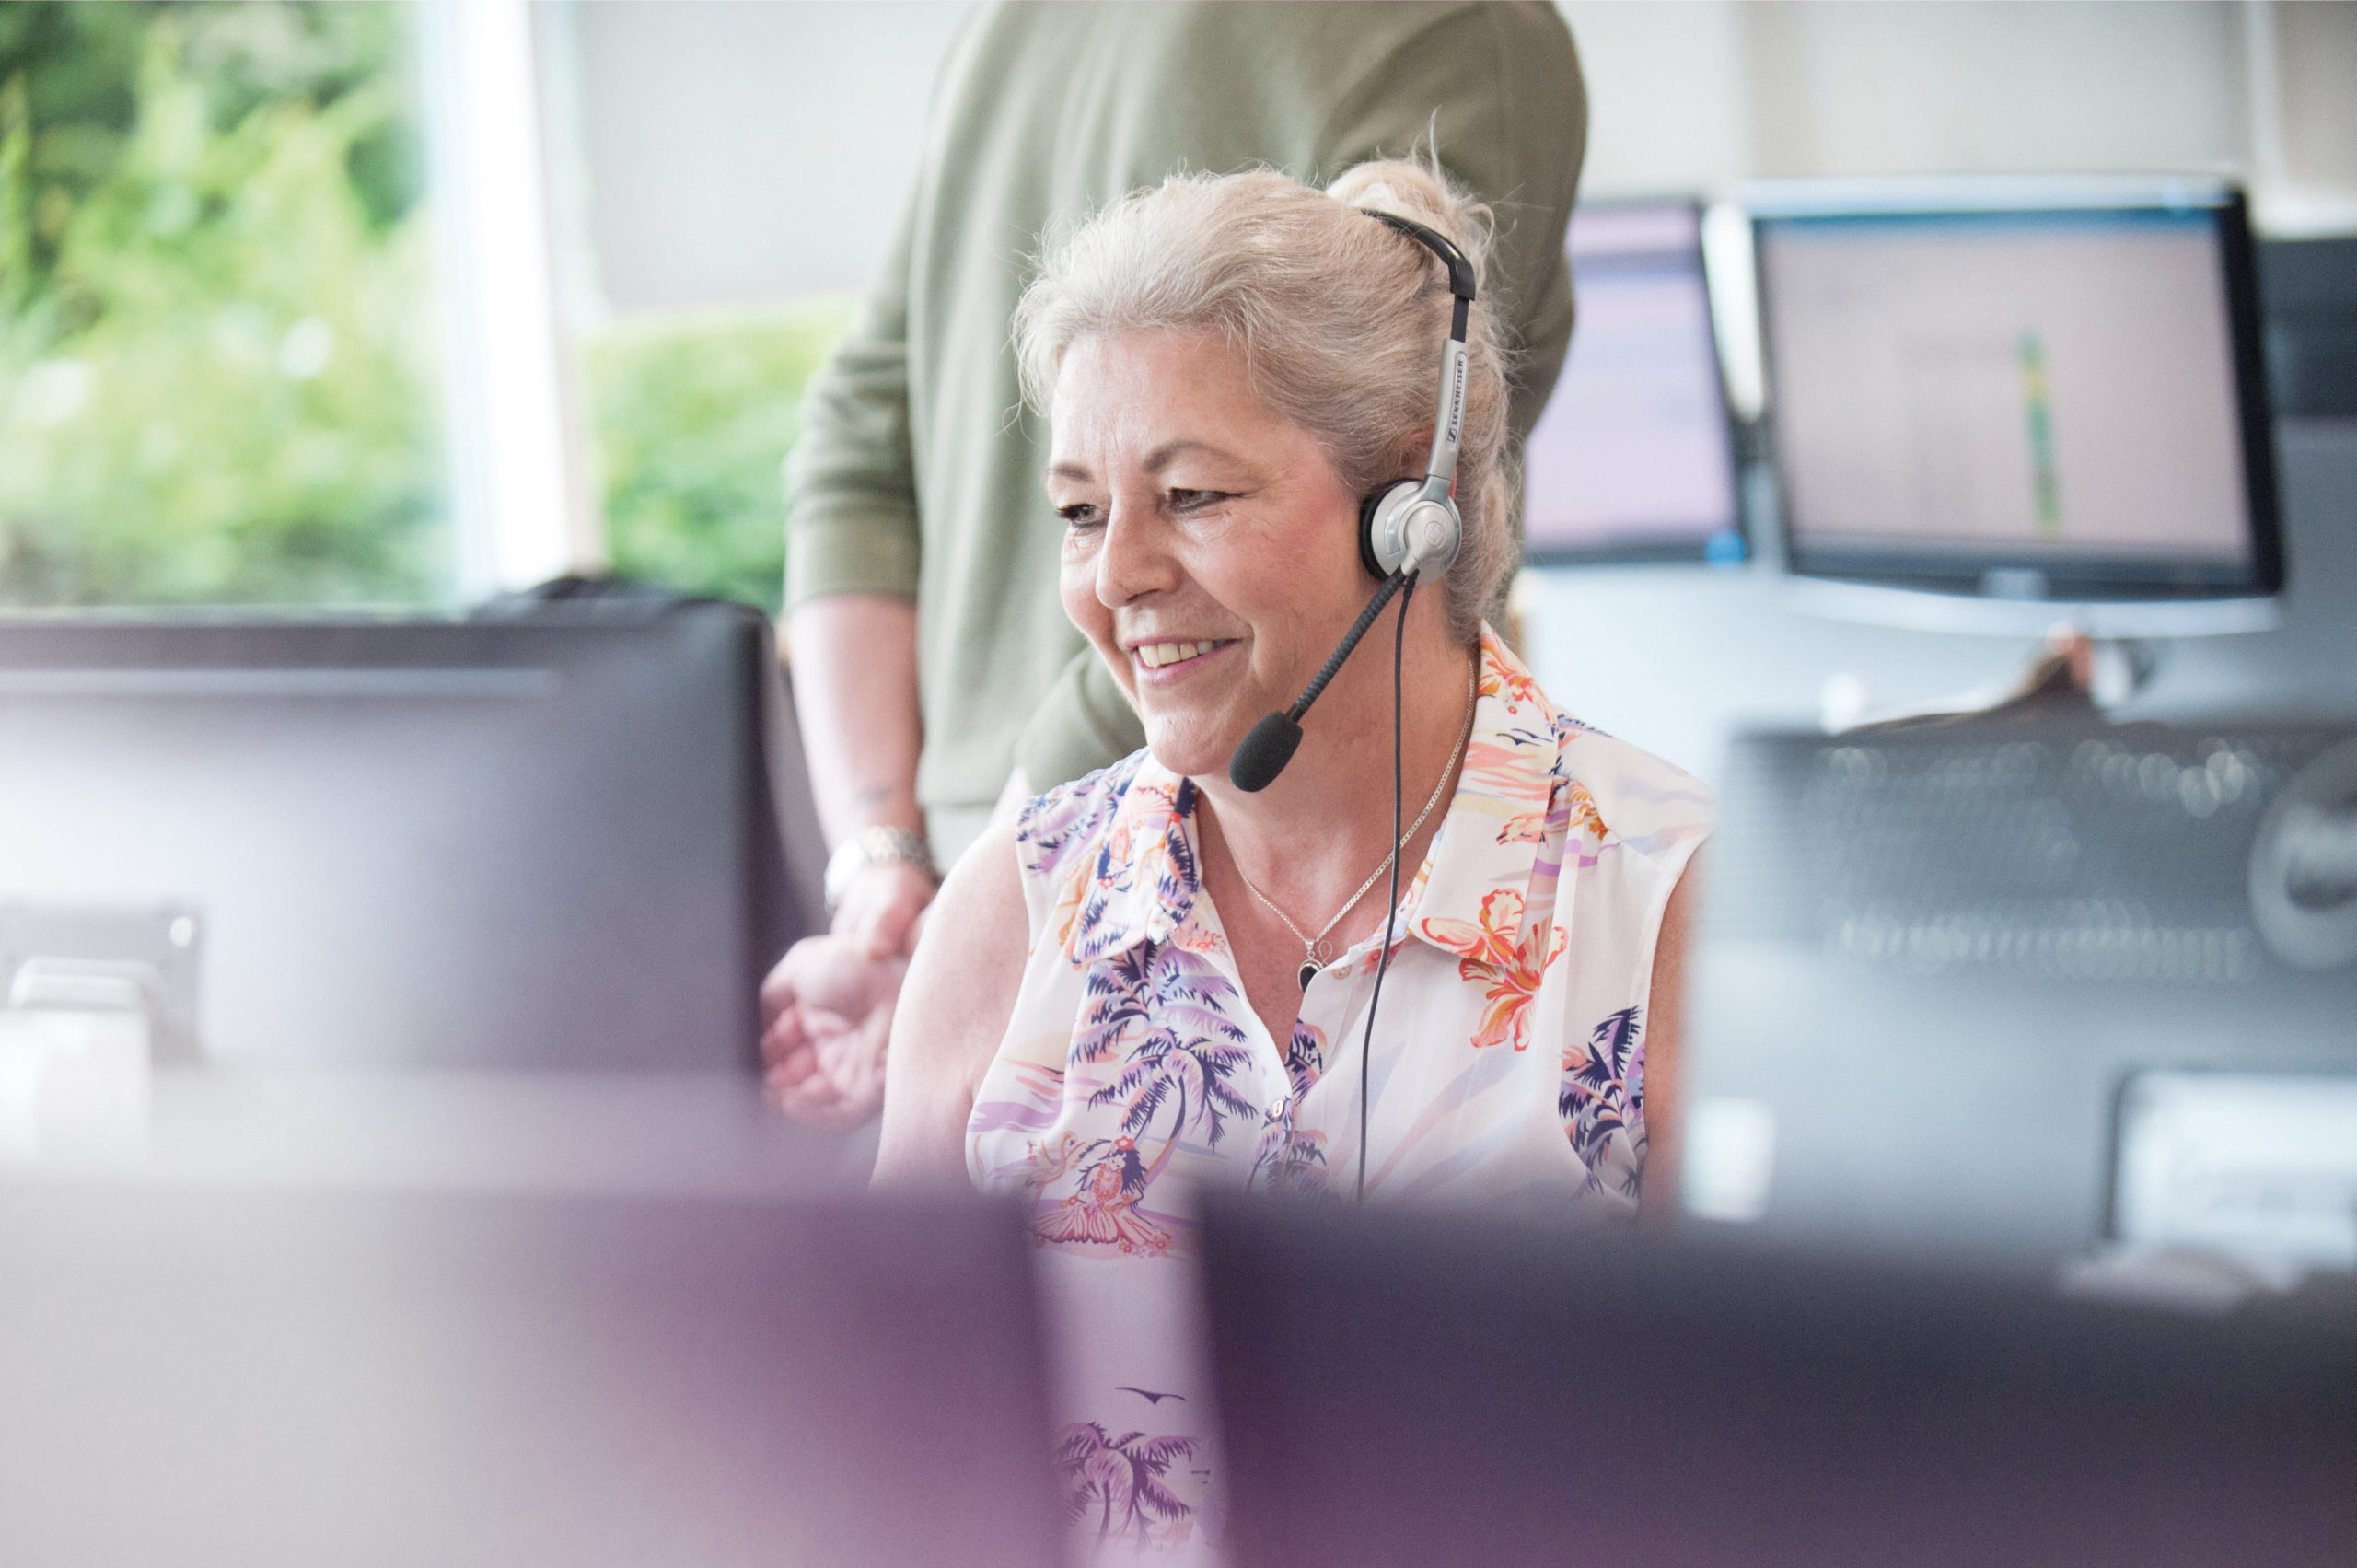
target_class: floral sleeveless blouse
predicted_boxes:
[970,627,1713,1560]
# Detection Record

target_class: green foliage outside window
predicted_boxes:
[581,299,852,617]
[5,2,844,616]
[0,3,443,608]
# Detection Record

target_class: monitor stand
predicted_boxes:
[1842,626,2163,734]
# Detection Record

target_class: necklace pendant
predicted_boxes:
[1297,958,1319,991]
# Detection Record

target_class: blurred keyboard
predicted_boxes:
[1711,718,2357,984]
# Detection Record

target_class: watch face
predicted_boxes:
[824,829,935,912]
[823,838,869,911]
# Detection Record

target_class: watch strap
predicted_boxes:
[824,825,937,915]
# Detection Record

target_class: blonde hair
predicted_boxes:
[1013,160,1517,642]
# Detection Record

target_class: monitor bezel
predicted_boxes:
[1519,195,1747,569]
[1746,176,2283,634]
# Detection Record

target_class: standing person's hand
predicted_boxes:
[757,734,1026,1131]
[771,594,935,1128]
[833,860,938,961]
[761,930,912,1129]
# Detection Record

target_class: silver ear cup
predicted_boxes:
[1364,484,1461,578]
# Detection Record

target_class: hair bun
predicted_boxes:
[1326,158,1492,288]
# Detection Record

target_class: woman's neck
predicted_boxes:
[1192,631,1480,960]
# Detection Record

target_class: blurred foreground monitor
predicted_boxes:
[1519,201,1744,564]
[0,600,811,1073]
[1203,1198,2357,1568]
[1750,177,2282,636]
[1684,718,2357,1269]
[0,1187,1054,1568]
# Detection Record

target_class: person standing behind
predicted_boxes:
[766,2,1586,1128]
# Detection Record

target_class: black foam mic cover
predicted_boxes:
[1225,569,1411,793]
[1227,709,1304,793]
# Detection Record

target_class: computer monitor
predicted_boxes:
[1747,177,2282,635]
[0,602,808,1071]
[0,1186,1059,1567]
[1680,716,2357,1265]
[1519,200,1745,564]
[1199,1197,2357,1568]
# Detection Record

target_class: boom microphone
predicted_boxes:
[1227,568,1413,792]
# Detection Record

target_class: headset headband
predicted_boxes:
[1364,210,1475,490]
[1364,211,1476,339]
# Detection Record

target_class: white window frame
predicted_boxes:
[418,0,603,599]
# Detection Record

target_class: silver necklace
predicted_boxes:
[1225,657,1478,990]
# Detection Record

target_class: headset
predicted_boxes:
[1223,208,1477,1201]
[1225,210,1475,794]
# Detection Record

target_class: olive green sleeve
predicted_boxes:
[1316,1,1586,442]
[782,183,923,607]
[1016,646,1147,791]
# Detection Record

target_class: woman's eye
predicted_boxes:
[1167,488,1225,512]
[1057,503,1103,528]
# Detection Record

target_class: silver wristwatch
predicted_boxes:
[823,825,937,916]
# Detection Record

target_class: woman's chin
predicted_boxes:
[1141,714,1248,784]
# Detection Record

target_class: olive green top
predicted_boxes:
[784,0,1586,823]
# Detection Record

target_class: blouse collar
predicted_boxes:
[1070,627,1577,972]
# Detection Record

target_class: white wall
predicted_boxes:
[559,0,970,315]
[1569,1,2355,230]
[2249,0,2357,233]
[557,2,2355,311]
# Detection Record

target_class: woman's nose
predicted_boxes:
[1095,502,1179,609]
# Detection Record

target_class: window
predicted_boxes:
[0,2,442,607]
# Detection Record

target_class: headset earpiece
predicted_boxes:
[1358,484,1411,580]
[1360,480,1461,582]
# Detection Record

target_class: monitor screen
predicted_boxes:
[1520,202,1742,564]
[1751,180,2281,627]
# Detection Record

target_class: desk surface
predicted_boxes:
[0,1061,879,1199]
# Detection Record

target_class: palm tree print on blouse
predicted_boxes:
[1057,1423,1202,1550]
[1086,947,1256,1150]
[1029,942,1257,1251]
[1562,1005,1643,1194]
[1249,1019,1330,1193]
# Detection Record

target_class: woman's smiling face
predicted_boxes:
[1048,330,1373,781]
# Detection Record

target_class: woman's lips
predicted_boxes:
[1131,638,1233,681]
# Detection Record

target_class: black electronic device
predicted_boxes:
[1200,1197,2357,1568]
[1683,716,2357,1261]
[1747,177,2283,636]
[2258,235,2357,420]
[0,601,811,1071]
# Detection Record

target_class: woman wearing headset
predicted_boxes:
[874,160,1712,1557]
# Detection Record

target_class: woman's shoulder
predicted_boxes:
[1472,627,1715,866]
[1549,710,1716,865]
[1014,748,1156,883]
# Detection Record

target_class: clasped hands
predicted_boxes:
[759,860,935,1129]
